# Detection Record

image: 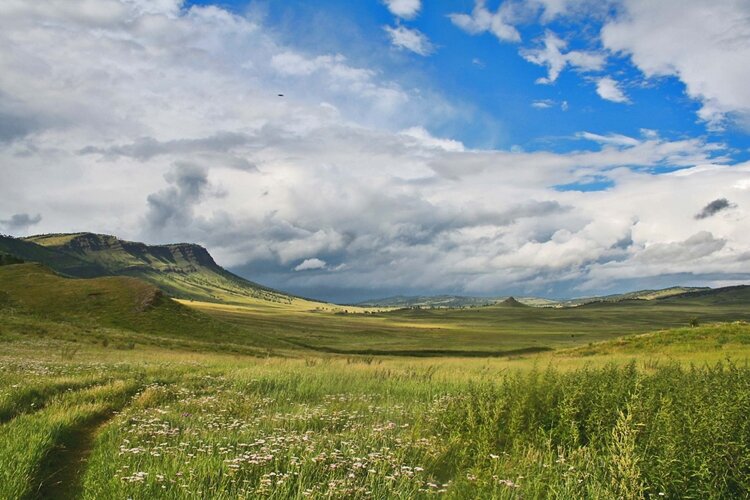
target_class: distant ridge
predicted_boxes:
[499,296,527,308]
[356,287,711,309]
[356,295,557,308]
[0,232,298,305]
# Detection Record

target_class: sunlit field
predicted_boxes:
[3,263,750,498]
[2,322,750,499]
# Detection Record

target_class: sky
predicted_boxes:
[1,0,750,303]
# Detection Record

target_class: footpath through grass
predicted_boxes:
[1,325,750,499]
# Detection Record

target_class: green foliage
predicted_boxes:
[2,358,746,499]
[0,252,23,266]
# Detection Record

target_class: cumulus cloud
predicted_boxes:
[449,0,521,43]
[0,0,749,302]
[450,0,750,128]
[638,231,726,263]
[383,0,421,19]
[294,258,327,271]
[145,163,212,231]
[595,76,630,103]
[383,25,434,56]
[601,0,750,128]
[521,31,605,84]
[695,198,735,220]
[529,0,616,22]
[0,213,42,233]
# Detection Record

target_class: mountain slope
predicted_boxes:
[0,235,107,277]
[18,233,296,305]
[558,287,710,307]
[0,262,289,352]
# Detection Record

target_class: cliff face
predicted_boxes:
[27,233,220,274]
[19,232,293,304]
[159,243,218,269]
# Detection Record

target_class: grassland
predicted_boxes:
[3,261,750,498]
[185,285,750,356]
[1,324,750,499]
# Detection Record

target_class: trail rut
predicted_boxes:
[27,411,115,500]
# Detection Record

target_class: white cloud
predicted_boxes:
[449,0,521,43]
[601,0,750,128]
[595,76,630,103]
[529,0,616,23]
[521,31,605,84]
[0,0,749,301]
[383,25,434,56]
[577,131,640,147]
[399,127,464,152]
[532,99,554,109]
[294,258,327,271]
[383,0,421,19]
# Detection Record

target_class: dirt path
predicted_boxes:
[27,411,115,500]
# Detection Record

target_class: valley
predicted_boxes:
[2,233,750,498]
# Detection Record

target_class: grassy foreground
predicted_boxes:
[1,323,750,499]
[3,264,750,497]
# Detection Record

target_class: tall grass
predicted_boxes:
[0,379,141,499]
[75,360,750,499]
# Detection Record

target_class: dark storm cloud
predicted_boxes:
[145,163,210,230]
[0,213,42,232]
[695,198,734,219]
[0,112,38,143]
[638,231,726,262]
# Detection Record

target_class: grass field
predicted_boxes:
[184,287,750,356]
[1,324,750,499]
[3,262,750,498]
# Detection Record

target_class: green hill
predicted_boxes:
[563,322,750,358]
[1,232,297,305]
[0,253,23,266]
[557,286,710,307]
[0,235,106,277]
[0,262,289,353]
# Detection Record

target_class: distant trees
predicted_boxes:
[0,253,23,266]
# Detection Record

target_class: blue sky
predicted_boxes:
[2,0,750,302]
[189,0,749,159]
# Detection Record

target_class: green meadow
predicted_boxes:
[2,251,750,498]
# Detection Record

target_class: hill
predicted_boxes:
[356,287,709,309]
[499,296,528,307]
[356,295,499,308]
[557,286,710,307]
[0,234,107,277]
[0,253,23,266]
[356,294,558,308]
[562,322,750,359]
[1,232,298,305]
[0,262,289,353]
